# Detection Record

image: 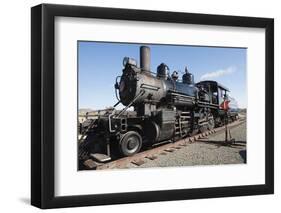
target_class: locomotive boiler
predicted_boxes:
[79,46,239,160]
[119,46,197,110]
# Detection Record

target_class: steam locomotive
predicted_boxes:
[79,46,239,159]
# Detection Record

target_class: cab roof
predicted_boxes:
[196,80,230,92]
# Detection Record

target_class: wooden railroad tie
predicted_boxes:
[164,148,175,152]
[145,155,158,160]
[131,159,145,166]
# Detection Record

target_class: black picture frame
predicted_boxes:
[31,3,274,209]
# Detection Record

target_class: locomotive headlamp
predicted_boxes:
[123,57,137,67]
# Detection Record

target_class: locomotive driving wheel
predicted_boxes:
[119,131,142,156]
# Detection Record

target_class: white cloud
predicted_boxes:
[200,66,236,80]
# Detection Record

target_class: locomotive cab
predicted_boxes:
[196,80,230,105]
[195,80,238,126]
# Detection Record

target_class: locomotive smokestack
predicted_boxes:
[140,46,150,72]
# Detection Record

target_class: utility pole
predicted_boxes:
[223,94,235,144]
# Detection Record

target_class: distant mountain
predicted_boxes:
[79,108,93,113]
[239,108,247,113]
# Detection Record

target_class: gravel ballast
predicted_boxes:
[127,121,247,169]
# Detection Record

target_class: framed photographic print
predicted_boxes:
[31,4,274,209]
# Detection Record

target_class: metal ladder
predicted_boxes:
[174,111,190,138]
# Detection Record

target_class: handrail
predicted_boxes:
[116,90,145,118]
[108,90,145,133]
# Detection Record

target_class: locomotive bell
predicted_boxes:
[140,46,151,72]
[171,71,179,81]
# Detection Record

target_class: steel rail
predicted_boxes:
[82,118,246,170]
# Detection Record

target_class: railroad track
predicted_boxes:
[82,118,246,170]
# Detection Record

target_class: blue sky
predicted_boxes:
[78,41,247,109]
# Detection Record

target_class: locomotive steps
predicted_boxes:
[82,118,246,170]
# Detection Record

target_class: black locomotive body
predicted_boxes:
[80,46,239,159]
